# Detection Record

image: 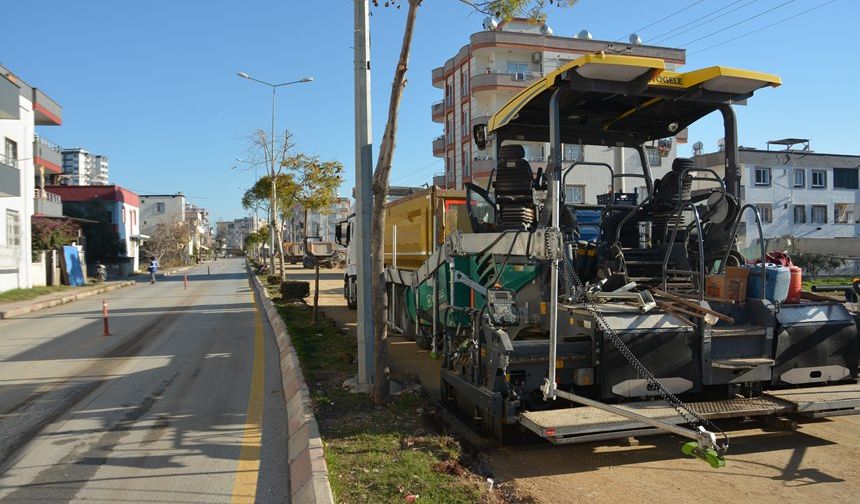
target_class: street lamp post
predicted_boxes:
[236,71,313,276]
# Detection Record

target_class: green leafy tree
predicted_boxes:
[793,252,846,279]
[366,0,575,404]
[282,152,344,322]
[31,216,80,258]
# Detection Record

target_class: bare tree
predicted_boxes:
[245,129,294,280]
[142,222,192,267]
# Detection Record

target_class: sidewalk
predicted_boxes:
[0,280,136,319]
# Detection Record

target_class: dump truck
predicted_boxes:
[336,186,468,331]
[384,54,860,467]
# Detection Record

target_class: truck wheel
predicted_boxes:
[414,326,432,350]
[347,276,357,310]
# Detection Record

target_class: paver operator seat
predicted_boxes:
[494,144,537,230]
[650,157,694,243]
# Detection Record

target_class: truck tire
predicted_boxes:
[346,275,357,310]
[414,326,432,351]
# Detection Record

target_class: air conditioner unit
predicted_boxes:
[532,52,542,63]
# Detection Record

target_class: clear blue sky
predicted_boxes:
[2,1,855,223]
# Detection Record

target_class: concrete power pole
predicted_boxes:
[354,0,374,389]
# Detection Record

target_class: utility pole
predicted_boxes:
[354,0,374,389]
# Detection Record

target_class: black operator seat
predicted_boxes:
[494,144,537,230]
[650,157,694,241]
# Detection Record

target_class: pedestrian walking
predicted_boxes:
[147,256,159,284]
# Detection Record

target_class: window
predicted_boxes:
[461,110,469,138]
[446,115,453,144]
[563,144,583,162]
[460,70,469,96]
[834,203,855,224]
[444,83,452,107]
[811,205,827,224]
[811,169,826,188]
[754,166,771,186]
[506,61,529,75]
[462,148,470,178]
[793,205,806,224]
[564,185,585,204]
[646,147,662,167]
[756,204,772,224]
[793,169,805,188]
[6,210,20,246]
[833,168,859,189]
[3,138,17,167]
[156,202,165,213]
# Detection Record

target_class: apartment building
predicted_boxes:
[0,64,63,292]
[430,18,684,203]
[139,193,186,236]
[292,197,351,243]
[216,216,263,251]
[185,203,211,255]
[61,147,109,185]
[694,139,860,269]
[48,185,141,275]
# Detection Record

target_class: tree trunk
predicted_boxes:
[313,263,320,324]
[370,0,421,406]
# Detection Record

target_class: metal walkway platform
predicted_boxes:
[521,383,860,444]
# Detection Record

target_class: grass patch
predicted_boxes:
[0,285,71,303]
[802,275,856,291]
[262,279,496,503]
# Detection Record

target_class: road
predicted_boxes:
[0,258,289,503]
[308,265,860,504]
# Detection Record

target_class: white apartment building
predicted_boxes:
[694,139,860,269]
[139,193,186,236]
[185,203,211,256]
[216,216,264,251]
[431,18,684,204]
[290,197,351,243]
[0,65,63,292]
[61,147,109,185]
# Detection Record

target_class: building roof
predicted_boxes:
[694,147,860,169]
[46,185,140,207]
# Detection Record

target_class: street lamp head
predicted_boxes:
[300,77,314,83]
[237,71,250,79]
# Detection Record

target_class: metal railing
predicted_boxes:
[34,134,62,153]
[0,152,18,168]
[35,188,62,203]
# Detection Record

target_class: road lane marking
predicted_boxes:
[230,289,265,504]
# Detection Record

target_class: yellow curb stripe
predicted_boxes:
[231,288,266,503]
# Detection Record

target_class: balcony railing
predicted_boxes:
[35,188,62,204]
[34,134,62,153]
[432,135,445,156]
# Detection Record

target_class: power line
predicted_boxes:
[648,0,755,45]
[615,0,705,41]
[689,0,838,55]
[681,0,797,47]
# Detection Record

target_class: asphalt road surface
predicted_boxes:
[0,258,288,503]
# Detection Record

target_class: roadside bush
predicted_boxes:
[267,274,281,286]
[280,280,310,300]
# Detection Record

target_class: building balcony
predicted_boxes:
[32,88,62,126]
[0,74,20,120]
[34,188,63,217]
[431,100,444,122]
[431,66,445,88]
[34,135,63,174]
[470,71,542,92]
[0,153,20,197]
[432,136,445,157]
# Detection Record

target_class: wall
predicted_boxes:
[139,195,186,235]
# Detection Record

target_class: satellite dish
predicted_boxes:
[629,33,642,45]
[483,16,498,31]
[577,29,592,40]
[540,23,553,36]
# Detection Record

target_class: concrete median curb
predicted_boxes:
[0,281,136,320]
[249,269,335,504]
